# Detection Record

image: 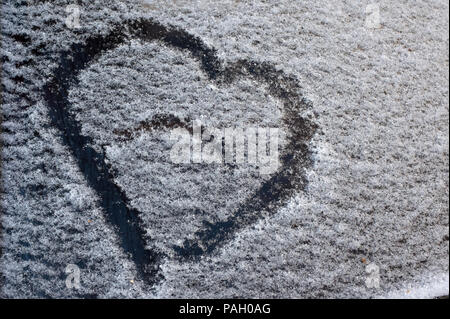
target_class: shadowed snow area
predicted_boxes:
[0,0,448,298]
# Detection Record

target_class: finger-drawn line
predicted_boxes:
[43,18,316,285]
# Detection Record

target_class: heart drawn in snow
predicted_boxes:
[44,19,316,285]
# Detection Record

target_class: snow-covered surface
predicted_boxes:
[377,272,449,299]
[1,0,448,298]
